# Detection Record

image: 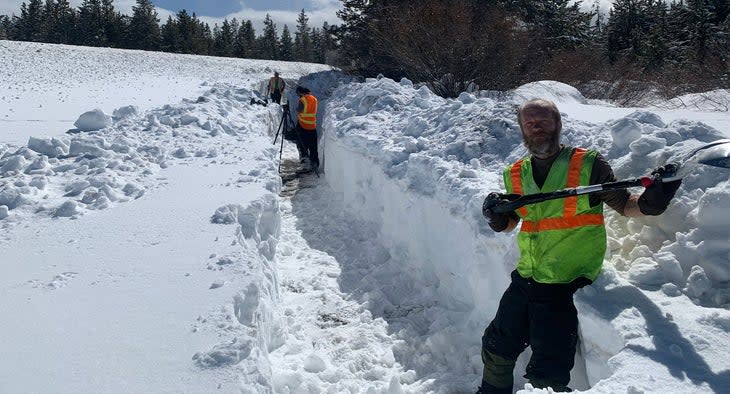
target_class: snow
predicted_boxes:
[2,39,730,394]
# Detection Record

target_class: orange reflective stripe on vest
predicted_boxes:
[509,159,528,217]
[520,214,604,232]
[563,148,587,217]
[298,94,317,130]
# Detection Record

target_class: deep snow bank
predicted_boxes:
[321,76,730,393]
[0,82,288,390]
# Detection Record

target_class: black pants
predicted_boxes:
[270,91,282,104]
[481,270,589,391]
[297,125,319,167]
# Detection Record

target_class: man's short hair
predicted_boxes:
[517,99,561,126]
[296,86,310,95]
[274,71,279,76]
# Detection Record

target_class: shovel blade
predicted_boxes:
[666,139,730,181]
[695,140,730,169]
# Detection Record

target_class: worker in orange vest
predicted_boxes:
[268,71,285,104]
[295,85,319,171]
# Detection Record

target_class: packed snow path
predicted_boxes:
[270,157,420,393]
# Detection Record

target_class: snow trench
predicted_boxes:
[250,74,601,392]
[320,133,603,391]
[243,74,730,393]
[298,76,640,392]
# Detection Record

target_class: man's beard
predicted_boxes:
[523,132,560,158]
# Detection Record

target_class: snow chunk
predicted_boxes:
[0,188,26,209]
[172,147,190,158]
[685,265,711,298]
[697,182,730,229]
[209,280,224,289]
[27,136,69,157]
[303,353,327,373]
[1,155,25,174]
[211,204,240,224]
[626,110,665,128]
[179,114,198,125]
[112,105,138,119]
[512,80,587,105]
[626,250,684,287]
[0,205,8,219]
[458,91,476,104]
[629,135,666,156]
[233,283,259,326]
[25,156,50,174]
[193,338,252,367]
[53,200,78,217]
[609,118,642,149]
[69,138,110,158]
[74,109,112,131]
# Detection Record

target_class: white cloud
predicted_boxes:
[1,0,142,17]
[202,10,340,33]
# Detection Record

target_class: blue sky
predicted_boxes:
[148,0,343,31]
[153,1,242,17]
[0,0,344,31]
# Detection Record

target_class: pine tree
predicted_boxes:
[76,0,104,46]
[686,0,715,63]
[293,9,312,62]
[49,0,75,43]
[213,18,235,56]
[128,0,160,50]
[40,0,55,41]
[100,0,125,47]
[174,9,197,54]
[604,0,657,62]
[318,21,338,64]
[0,15,10,39]
[234,19,256,58]
[336,0,377,70]
[160,15,179,52]
[707,0,730,24]
[229,17,240,49]
[17,0,44,42]
[198,20,213,55]
[310,26,322,62]
[590,0,604,35]
[279,24,294,60]
[258,14,279,59]
[532,0,593,51]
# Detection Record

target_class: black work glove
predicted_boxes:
[638,163,682,216]
[482,192,519,232]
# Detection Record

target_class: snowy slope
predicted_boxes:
[2,40,730,394]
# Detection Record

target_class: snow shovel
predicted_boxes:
[489,139,730,214]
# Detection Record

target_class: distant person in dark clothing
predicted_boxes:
[268,71,285,104]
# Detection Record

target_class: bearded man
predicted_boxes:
[476,99,682,393]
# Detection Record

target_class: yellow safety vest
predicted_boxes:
[504,147,606,283]
[269,77,283,91]
[298,94,318,130]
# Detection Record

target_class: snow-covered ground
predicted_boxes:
[1,40,730,393]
